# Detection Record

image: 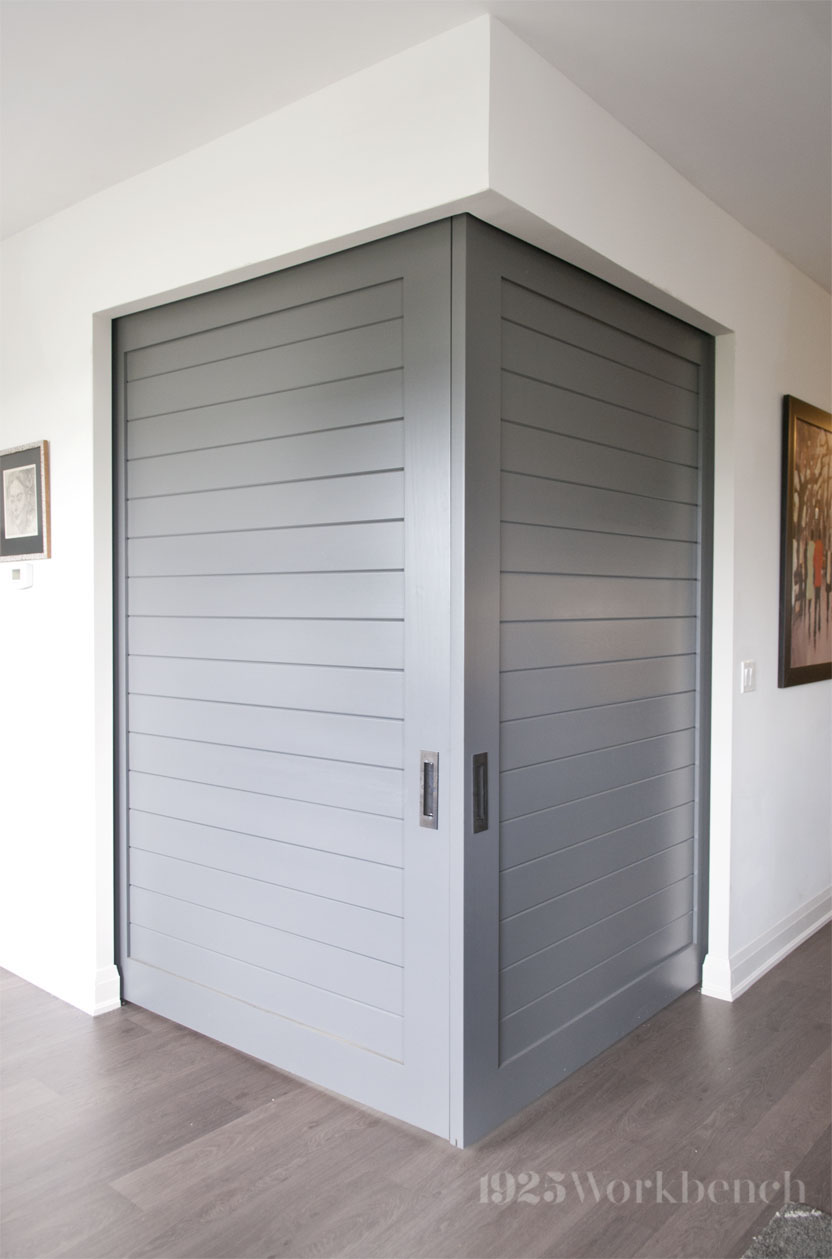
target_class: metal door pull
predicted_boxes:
[419,751,439,828]
[473,752,488,833]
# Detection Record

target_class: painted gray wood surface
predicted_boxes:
[114,214,711,1147]
[115,223,453,1137]
[502,371,699,465]
[496,242,706,1069]
[128,694,403,768]
[127,370,404,459]
[126,320,402,419]
[453,217,711,1144]
[128,617,404,669]
[128,470,404,536]
[126,280,403,381]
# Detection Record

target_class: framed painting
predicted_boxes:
[778,397,831,686]
[0,440,51,562]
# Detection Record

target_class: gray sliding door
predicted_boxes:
[456,217,712,1144]
[114,224,452,1136]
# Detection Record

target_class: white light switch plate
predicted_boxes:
[9,563,33,589]
[740,660,756,693]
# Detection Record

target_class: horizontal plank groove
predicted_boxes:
[127,924,403,1059]
[126,415,405,464]
[500,724,694,772]
[500,654,697,721]
[500,688,695,722]
[130,920,402,1016]
[501,280,701,386]
[128,812,404,905]
[131,802,402,869]
[129,693,404,722]
[500,618,697,673]
[500,575,698,626]
[501,824,694,924]
[127,868,404,934]
[126,280,403,380]
[127,877,402,966]
[499,729,696,821]
[127,321,403,421]
[128,571,404,620]
[500,520,698,542]
[499,878,694,1017]
[501,908,693,1019]
[501,693,697,772]
[128,470,404,538]
[129,695,403,770]
[129,848,404,964]
[501,652,694,672]
[127,468,406,504]
[128,615,405,622]
[128,521,404,577]
[500,769,695,867]
[129,766,404,820]
[501,522,698,582]
[129,654,403,674]
[502,471,698,542]
[126,370,403,460]
[502,321,698,428]
[500,766,695,870]
[128,314,403,387]
[129,773,404,844]
[130,807,403,870]
[128,419,404,501]
[127,617,404,669]
[502,873,694,974]
[500,443,699,506]
[501,319,697,398]
[130,837,402,920]
[502,416,697,471]
[126,367,403,433]
[503,469,697,509]
[502,366,696,433]
[499,761,695,826]
[501,372,700,466]
[500,839,695,967]
[501,570,694,582]
[127,729,401,772]
[128,569,404,579]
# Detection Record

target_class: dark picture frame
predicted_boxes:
[778,397,831,687]
[0,440,51,562]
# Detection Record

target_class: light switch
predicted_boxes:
[740,660,756,693]
[9,563,33,589]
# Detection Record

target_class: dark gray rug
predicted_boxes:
[743,1204,832,1258]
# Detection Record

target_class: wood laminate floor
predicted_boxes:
[1,926,830,1259]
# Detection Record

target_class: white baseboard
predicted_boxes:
[94,964,122,1015]
[700,951,734,1001]
[701,889,832,1002]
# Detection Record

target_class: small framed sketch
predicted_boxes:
[0,441,51,561]
[778,397,831,686]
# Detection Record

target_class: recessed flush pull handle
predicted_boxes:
[419,751,439,829]
[473,752,488,833]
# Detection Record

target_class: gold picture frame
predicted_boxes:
[778,397,831,686]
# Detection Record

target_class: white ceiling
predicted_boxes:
[1,0,830,289]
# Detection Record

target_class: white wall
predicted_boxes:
[484,23,832,995]
[0,15,829,1014]
[0,19,492,1013]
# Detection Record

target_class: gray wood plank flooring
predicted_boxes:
[2,925,829,1259]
